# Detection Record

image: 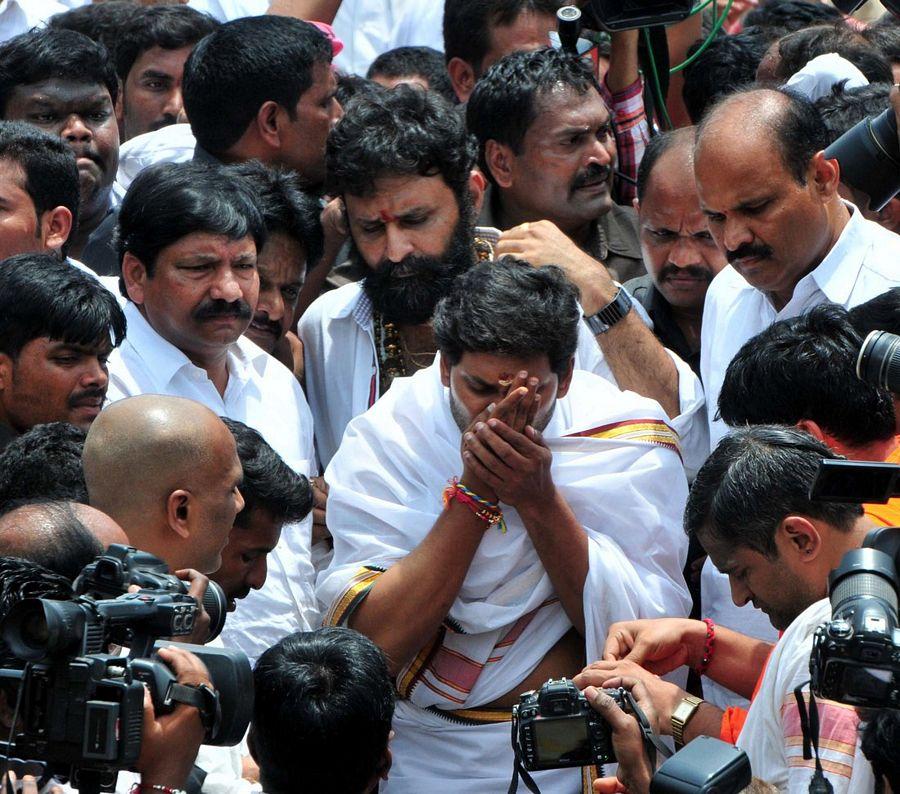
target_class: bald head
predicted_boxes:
[0,500,119,581]
[83,395,243,574]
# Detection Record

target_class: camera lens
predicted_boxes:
[857,330,900,394]
[825,108,900,212]
[2,599,87,661]
[202,580,227,642]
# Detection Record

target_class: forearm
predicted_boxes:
[606,30,639,94]
[595,312,680,418]
[665,12,703,127]
[518,489,588,634]
[349,501,486,675]
[683,702,726,744]
[267,0,342,21]
[705,626,773,699]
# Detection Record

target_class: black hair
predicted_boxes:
[47,1,137,55]
[743,0,844,33]
[367,46,456,103]
[862,710,900,794]
[327,84,476,201]
[635,128,693,201]
[0,121,80,256]
[252,627,395,794]
[114,5,219,83]
[434,258,580,377]
[335,72,384,108]
[697,87,828,185]
[443,0,563,75]
[182,16,332,156]
[467,47,601,185]
[225,161,325,269]
[681,29,770,123]
[0,556,74,673]
[718,304,896,448]
[0,423,87,510]
[684,426,864,558]
[220,418,312,528]
[774,25,894,85]
[115,160,266,280]
[0,253,125,360]
[0,28,119,113]
[0,501,104,583]
[849,288,900,337]
[815,81,891,145]
[864,14,900,65]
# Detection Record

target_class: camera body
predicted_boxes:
[810,529,900,709]
[514,678,619,771]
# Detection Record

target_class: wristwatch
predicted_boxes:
[671,694,704,749]
[583,286,633,335]
[167,682,221,740]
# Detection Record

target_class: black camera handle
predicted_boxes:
[792,682,835,794]
[507,689,672,794]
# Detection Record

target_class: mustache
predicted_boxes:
[250,312,282,336]
[70,147,105,169]
[67,387,106,408]
[149,115,179,132]
[727,243,773,264]
[658,264,713,283]
[373,254,447,280]
[570,162,611,193]
[192,299,252,322]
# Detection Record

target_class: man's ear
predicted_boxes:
[555,358,576,399]
[794,418,826,442]
[166,489,193,540]
[114,87,125,130]
[40,206,73,255]
[633,197,640,213]
[812,151,841,199]
[469,168,486,216]
[439,354,451,387]
[0,352,12,392]
[254,100,283,150]
[484,140,515,189]
[447,57,476,103]
[777,515,822,561]
[877,196,900,234]
[121,251,150,305]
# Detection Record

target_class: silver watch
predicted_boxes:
[583,287,633,335]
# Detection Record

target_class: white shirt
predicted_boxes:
[737,598,874,793]
[699,204,900,707]
[0,0,67,42]
[113,123,197,203]
[107,302,320,663]
[300,281,708,473]
[332,0,445,76]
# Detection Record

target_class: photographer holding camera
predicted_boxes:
[575,426,878,792]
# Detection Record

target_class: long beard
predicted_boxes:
[356,211,477,325]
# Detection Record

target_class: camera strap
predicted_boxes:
[793,683,834,794]
[508,710,541,794]
[622,690,673,769]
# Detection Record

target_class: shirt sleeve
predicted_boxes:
[599,75,649,204]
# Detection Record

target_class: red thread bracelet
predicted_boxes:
[695,618,716,676]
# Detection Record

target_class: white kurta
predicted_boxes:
[106,302,319,663]
[317,361,691,792]
[737,599,875,793]
[700,204,900,707]
[300,281,707,472]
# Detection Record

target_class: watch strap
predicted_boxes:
[671,694,704,749]
[584,286,633,335]
[167,682,220,739]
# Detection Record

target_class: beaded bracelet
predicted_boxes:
[694,618,716,676]
[443,477,507,533]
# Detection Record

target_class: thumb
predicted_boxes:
[584,686,630,733]
[594,778,627,793]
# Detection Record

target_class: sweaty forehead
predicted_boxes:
[9,78,110,106]
[527,86,608,134]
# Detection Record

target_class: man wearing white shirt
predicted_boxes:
[106,160,319,662]
[695,87,900,702]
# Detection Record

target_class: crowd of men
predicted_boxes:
[0,0,898,792]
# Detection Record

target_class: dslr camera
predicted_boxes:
[0,545,251,793]
[810,527,900,710]
[513,678,621,771]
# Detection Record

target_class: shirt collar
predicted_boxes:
[802,202,868,306]
[123,301,259,389]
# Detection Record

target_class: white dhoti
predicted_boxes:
[318,362,692,791]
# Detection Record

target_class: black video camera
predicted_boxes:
[513,678,620,771]
[810,527,900,710]
[0,547,252,793]
[585,0,694,31]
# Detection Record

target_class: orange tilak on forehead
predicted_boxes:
[497,373,515,387]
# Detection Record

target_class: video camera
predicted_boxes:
[0,545,252,793]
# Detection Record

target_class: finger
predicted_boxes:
[157,646,213,687]
[513,377,538,431]
[593,778,627,794]
[487,419,538,457]
[508,372,530,429]
[583,686,633,733]
[523,378,541,429]
[476,424,527,467]
[462,450,503,492]
[603,628,633,662]
[175,569,209,602]
[572,669,610,690]
[465,427,510,472]
[482,387,525,429]
[21,776,38,794]
[525,423,548,449]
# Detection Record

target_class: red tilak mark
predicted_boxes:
[379,210,397,222]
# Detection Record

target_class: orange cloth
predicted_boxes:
[719,648,772,743]
[863,441,900,527]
